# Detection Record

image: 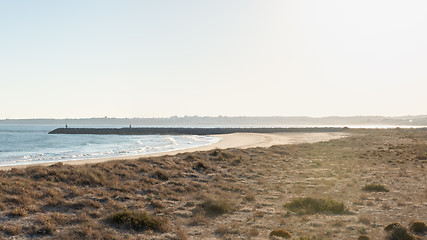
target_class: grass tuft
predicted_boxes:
[362,184,389,192]
[409,221,427,234]
[109,211,170,232]
[7,207,27,217]
[386,224,416,240]
[151,169,169,181]
[384,223,403,231]
[199,197,236,216]
[31,223,56,236]
[283,197,347,214]
[358,235,370,240]
[269,229,292,238]
[0,225,22,236]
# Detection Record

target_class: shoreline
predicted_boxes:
[0,132,348,171]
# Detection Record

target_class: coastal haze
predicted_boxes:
[2,115,427,127]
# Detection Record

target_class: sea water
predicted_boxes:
[0,125,220,167]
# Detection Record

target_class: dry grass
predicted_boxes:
[283,197,348,214]
[358,235,370,240]
[199,196,237,216]
[0,225,22,236]
[269,229,292,238]
[109,210,170,232]
[362,183,389,192]
[215,223,241,236]
[187,212,210,226]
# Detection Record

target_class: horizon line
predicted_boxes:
[1,114,427,121]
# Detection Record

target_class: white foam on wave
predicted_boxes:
[0,131,220,167]
[165,137,178,146]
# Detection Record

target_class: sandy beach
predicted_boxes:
[0,132,347,170]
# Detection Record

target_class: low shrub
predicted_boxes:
[109,211,170,232]
[362,184,389,192]
[69,199,102,210]
[176,228,188,240]
[358,235,370,240]
[7,207,27,217]
[199,197,236,216]
[187,212,210,226]
[283,197,347,214]
[0,225,22,236]
[385,223,403,231]
[215,223,240,236]
[151,169,169,181]
[409,221,426,234]
[386,224,415,240]
[269,229,292,238]
[30,222,56,235]
[193,160,209,171]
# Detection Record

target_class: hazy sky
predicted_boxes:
[1,0,427,119]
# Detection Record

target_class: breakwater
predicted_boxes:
[48,127,345,135]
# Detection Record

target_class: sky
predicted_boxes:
[1,0,427,119]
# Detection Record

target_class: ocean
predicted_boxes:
[0,125,220,167]
[1,124,424,167]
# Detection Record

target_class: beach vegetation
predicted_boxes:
[0,224,23,236]
[386,224,416,240]
[109,210,170,232]
[269,229,292,238]
[211,148,234,161]
[249,227,260,236]
[151,168,169,181]
[176,228,188,240]
[215,223,241,236]
[8,207,28,217]
[193,160,210,171]
[358,235,370,240]
[30,221,56,236]
[362,184,389,192]
[385,223,403,231]
[187,212,210,226]
[409,221,427,234]
[283,197,347,214]
[199,196,237,216]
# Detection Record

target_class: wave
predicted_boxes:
[0,132,220,167]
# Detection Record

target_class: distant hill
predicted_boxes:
[1,116,427,126]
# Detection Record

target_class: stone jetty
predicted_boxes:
[48,127,345,135]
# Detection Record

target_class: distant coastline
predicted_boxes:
[2,115,427,126]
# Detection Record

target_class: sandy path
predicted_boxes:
[0,132,347,170]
